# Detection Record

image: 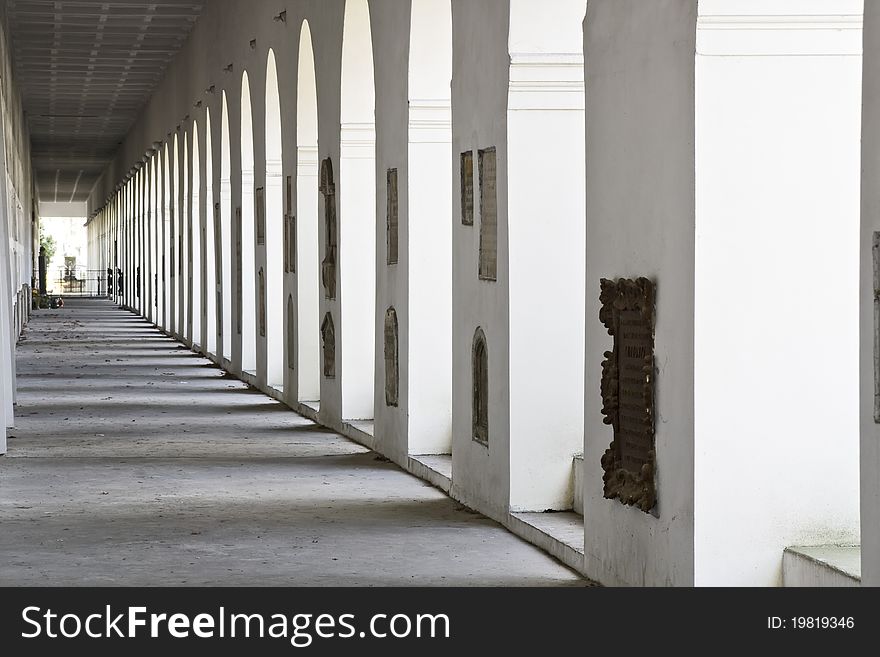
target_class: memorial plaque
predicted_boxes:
[386,168,399,265]
[599,277,656,513]
[320,158,337,300]
[321,312,335,378]
[235,207,242,335]
[478,147,497,281]
[256,186,266,246]
[384,307,399,407]
[460,151,474,226]
[287,295,295,370]
[258,267,266,338]
[874,232,880,423]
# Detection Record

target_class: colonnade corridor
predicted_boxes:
[0,298,586,586]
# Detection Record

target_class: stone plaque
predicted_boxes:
[287,295,295,370]
[258,267,266,338]
[460,151,474,226]
[874,232,880,423]
[235,207,242,335]
[386,168,399,265]
[321,312,335,378]
[320,158,337,300]
[384,307,399,407]
[478,147,497,281]
[599,277,656,513]
[255,186,265,246]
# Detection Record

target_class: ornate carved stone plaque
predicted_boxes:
[599,277,656,513]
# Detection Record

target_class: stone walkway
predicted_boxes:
[0,298,587,586]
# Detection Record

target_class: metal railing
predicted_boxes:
[50,267,114,297]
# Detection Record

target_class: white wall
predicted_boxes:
[695,0,862,586]
[583,0,698,586]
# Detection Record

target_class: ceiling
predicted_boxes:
[6,0,205,203]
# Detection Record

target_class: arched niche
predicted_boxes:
[296,19,321,402]
[472,327,488,445]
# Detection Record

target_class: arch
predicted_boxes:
[182,131,190,339]
[171,133,180,335]
[340,0,377,419]
[204,108,217,356]
[405,0,453,454]
[265,48,284,387]
[162,141,172,330]
[384,307,398,407]
[296,19,320,402]
[220,91,233,361]
[472,328,488,445]
[240,71,257,372]
[192,121,202,346]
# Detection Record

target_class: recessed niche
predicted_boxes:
[321,312,336,378]
[472,327,488,445]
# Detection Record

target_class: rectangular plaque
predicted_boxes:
[387,168,399,265]
[599,277,656,513]
[256,186,265,246]
[874,232,880,423]
[235,207,242,335]
[461,151,474,226]
[478,147,497,281]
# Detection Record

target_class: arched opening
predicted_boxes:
[220,91,233,361]
[265,49,284,388]
[340,0,376,420]
[240,71,257,373]
[296,20,320,403]
[182,131,190,340]
[502,0,586,511]
[172,133,180,336]
[406,0,452,455]
[192,122,202,348]
[162,143,171,330]
[204,109,217,356]
[472,328,488,445]
[151,155,159,322]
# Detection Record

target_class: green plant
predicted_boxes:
[40,232,57,263]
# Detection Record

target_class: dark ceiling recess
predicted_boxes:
[6,0,205,203]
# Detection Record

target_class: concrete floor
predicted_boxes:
[0,298,588,586]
